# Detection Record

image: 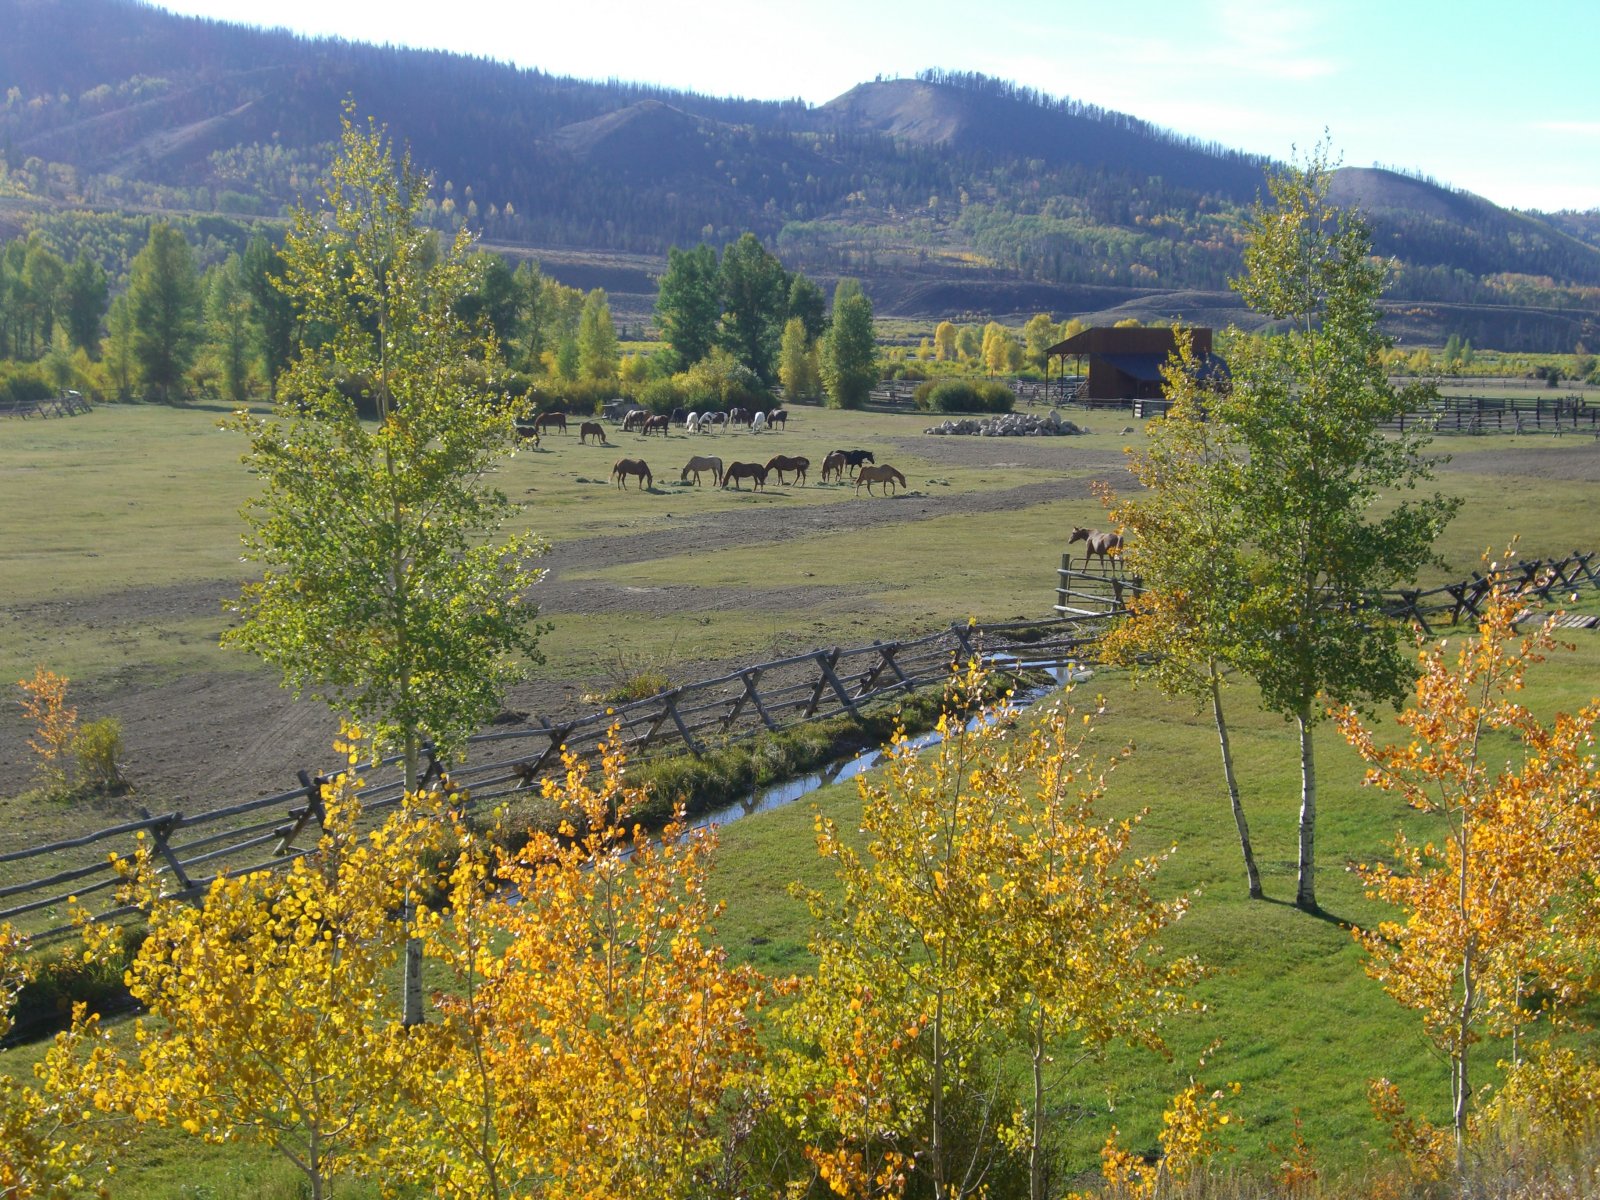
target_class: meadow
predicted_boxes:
[3,396,1600,1195]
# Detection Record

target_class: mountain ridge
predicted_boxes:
[1,0,1596,348]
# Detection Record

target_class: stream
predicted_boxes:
[692,661,1093,831]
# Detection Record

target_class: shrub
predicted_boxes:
[0,363,52,405]
[915,379,1016,413]
[639,377,683,414]
[73,717,128,794]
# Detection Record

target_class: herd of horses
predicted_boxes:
[610,449,902,494]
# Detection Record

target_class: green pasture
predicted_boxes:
[5,399,1600,1192]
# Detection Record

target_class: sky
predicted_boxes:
[150,0,1600,214]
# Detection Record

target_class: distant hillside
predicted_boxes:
[1,0,1598,349]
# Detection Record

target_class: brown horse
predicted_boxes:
[643,413,670,437]
[621,409,648,433]
[855,464,907,496]
[721,461,768,490]
[611,458,653,490]
[579,420,607,445]
[821,450,848,483]
[765,454,810,485]
[535,411,568,436]
[1069,526,1123,567]
[681,455,723,486]
[513,424,541,448]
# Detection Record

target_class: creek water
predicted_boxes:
[691,661,1093,832]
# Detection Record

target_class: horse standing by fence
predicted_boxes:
[1069,527,1123,568]
[855,464,907,496]
[612,458,653,489]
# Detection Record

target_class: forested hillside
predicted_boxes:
[2,0,1598,347]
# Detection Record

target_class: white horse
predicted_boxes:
[750,411,769,433]
[685,412,702,433]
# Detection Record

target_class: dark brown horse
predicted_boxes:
[768,408,788,429]
[611,458,653,489]
[621,409,648,433]
[727,407,749,430]
[535,411,568,436]
[840,449,876,477]
[579,421,607,445]
[765,454,810,485]
[855,464,907,496]
[513,424,541,448]
[1069,526,1123,567]
[721,461,768,490]
[642,413,670,436]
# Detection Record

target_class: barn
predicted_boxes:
[1046,326,1226,404]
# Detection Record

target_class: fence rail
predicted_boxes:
[1056,551,1600,633]
[14,548,1597,947]
[0,617,1106,945]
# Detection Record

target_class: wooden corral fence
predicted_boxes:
[1055,548,1600,636]
[0,617,1106,946]
[1116,394,1597,432]
[0,390,91,419]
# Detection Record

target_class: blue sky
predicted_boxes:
[153,0,1600,213]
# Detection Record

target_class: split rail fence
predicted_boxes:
[1,617,1106,945]
[1056,550,1600,633]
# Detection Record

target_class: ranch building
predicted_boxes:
[1046,326,1227,407]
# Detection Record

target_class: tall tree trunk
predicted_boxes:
[1295,710,1317,911]
[401,724,424,1028]
[1029,1006,1048,1200]
[1209,661,1262,899]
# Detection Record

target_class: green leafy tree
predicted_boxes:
[820,278,876,410]
[21,237,64,357]
[225,109,546,795]
[102,292,137,398]
[717,232,788,384]
[576,287,619,381]
[1221,149,1459,910]
[654,243,721,371]
[456,251,521,348]
[241,235,296,401]
[62,250,108,357]
[1099,333,1262,898]
[787,271,828,342]
[205,253,254,403]
[127,222,202,401]
[955,324,981,362]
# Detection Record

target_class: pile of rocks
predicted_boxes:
[924,410,1087,437]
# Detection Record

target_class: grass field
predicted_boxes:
[3,396,1600,1194]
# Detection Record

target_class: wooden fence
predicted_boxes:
[1056,550,1600,635]
[1106,393,1597,432]
[0,617,1107,945]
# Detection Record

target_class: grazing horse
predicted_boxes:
[721,461,768,490]
[1068,527,1123,568]
[535,411,568,436]
[681,455,723,486]
[727,407,748,430]
[671,407,687,425]
[643,413,670,437]
[750,411,769,433]
[765,454,810,485]
[684,411,701,433]
[855,464,908,496]
[621,409,648,433]
[841,449,876,476]
[704,412,727,431]
[579,421,607,445]
[821,450,848,483]
[768,408,788,429]
[513,424,541,448]
[611,458,653,490]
